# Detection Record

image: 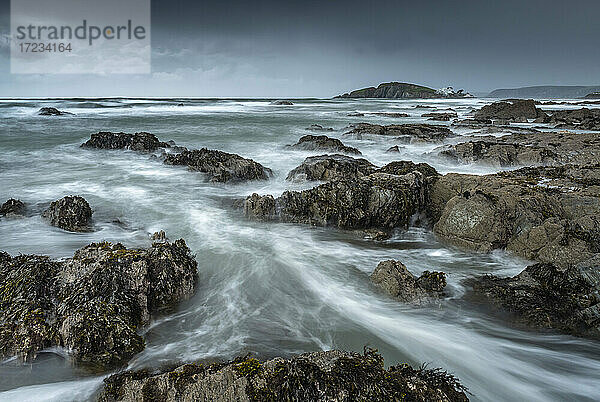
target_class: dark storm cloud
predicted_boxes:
[1,0,600,96]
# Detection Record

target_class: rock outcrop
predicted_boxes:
[0,199,25,217]
[246,161,440,230]
[287,135,361,155]
[38,107,71,116]
[164,149,272,183]
[540,108,600,130]
[98,348,468,402]
[0,235,198,369]
[473,99,547,122]
[467,258,600,339]
[42,195,93,232]
[81,132,170,152]
[431,165,600,268]
[286,154,376,182]
[422,112,458,121]
[344,123,453,143]
[438,131,600,167]
[270,100,293,105]
[371,260,446,304]
[306,124,334,132]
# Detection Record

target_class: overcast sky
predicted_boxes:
[1,0,599,97]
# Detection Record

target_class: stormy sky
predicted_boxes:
[1,0,599,97]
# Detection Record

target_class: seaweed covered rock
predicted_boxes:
[0,234,198,369]
[344,123,453,143]
[287,135,361,155]
[439,141,559,167]
[246,162,439,230]
[286,154,376,182]
[244,194,276,221]
[431,165,600,266]
[467,257,600,339]
[98,349,468,402]
[42,195,93,232]
[370,260,446,304]
[81,132,170,152]
[164,148,272,183]
[0,198,25,217]
[270,100,293,105]
[473,99,547,122]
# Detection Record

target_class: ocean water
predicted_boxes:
[1,98,600,401]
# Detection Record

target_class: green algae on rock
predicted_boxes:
[0,233,198,370]
[98,348,469,402]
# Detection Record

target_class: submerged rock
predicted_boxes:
[81,132,170,152]
[286,154,376,182]
[468,258,600,339]
[344,123,453,143]
[473,99,547,122]
[370,260,446,304]
[42,195,93,232]
[98,348,468,402]
[164,148,272,183]
[287,134,361,155]
[38,107,71,116]
[306,124,334,132]
[0,235,198,369]
[371,112,410,118]
[270,100,293,105]
[386,145,401,153]
[0,198,25,217]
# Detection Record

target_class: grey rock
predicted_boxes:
[344,123,454,143]
[287,134,361,155]
[473,99,547,122]
[42,195,93,232]
[286,154,376,182]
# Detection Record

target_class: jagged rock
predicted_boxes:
[286,154,376,182]
[386,145,401,153]
[370,260,446,304]
[467,258,600,339]
[246,162,440,230]
[431,166,600,267]
[38,107,71,116]
[0,235,197,369]
[540,108,600,130]
[164,149,272,183]
[0,198,25,217]
[422,112,458,121]
[287,135,361,155]
[473,99,547,122]
[438,131,600,167]
[97,349,468,402]
[81,132,170,152]
[344,123,453,143]
[306,124,334,132]
[42,195,93,232]
[270,100,293,105]
[244,194,276,220]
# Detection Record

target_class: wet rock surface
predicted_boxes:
[473,99,547,122]
[286,154,376,182]
[0,199,25,217]
[344,123,454,143]
[467,258,600,339]
[164,148,272,183]
[287,134,361,155]
[422,112,458,121]
[0,235,198,370]
[98,349,468,402]
[81,132,170,152]
[305,124,334,131]
[438,131,600,167]
[38,107,71,116]
[540,108,600,130]
[270,100,293,105]
[246,161,440,230]
[431,165,600,267]
[370,260,446,304]
[42,195,93,232]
